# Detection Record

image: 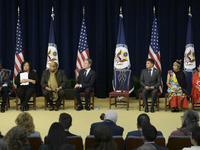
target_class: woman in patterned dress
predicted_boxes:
[166,60,189,112]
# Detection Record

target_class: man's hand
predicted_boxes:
[45,87,52,92]
[20,79,29,83]
[74,84,80,88]
[150,86,154,89]
[145,86,149,90]
[0,87,2,91]
[56,87,62,92]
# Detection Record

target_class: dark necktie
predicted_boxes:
[148,69,151,76]
[83,70,87,79]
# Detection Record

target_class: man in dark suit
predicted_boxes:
[90,109,124,136]
[59,113,77,137]
[125,113,163,149]
[137,124,168,150]
[74,58,95,111]
[140,58,161,113]
[41,62,67,111]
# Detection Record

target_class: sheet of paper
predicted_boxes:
[20,72,29,85]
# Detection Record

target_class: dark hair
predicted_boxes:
[180,110,199,135]
[146,58,154,65]
[3,126,29,150]
[0,139,8,150]
[21,61,33,72]
[192,126,200,146]
[59,113,72,130]
[48,122,68,150]
[137,113,150,128]
[100,113,105,120]
[142,124,157,142]
[93,125,117,150]
[85,58,92,65]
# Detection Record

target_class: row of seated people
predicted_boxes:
[1,58,200,114]
[0,109,199,150]
[0,58,95,112]
[140,59,200,113]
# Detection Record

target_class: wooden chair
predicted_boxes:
[85,135,124,150]
[16,93,36,110]
[74,92,94,110]
[139,92,161,111]
[109,69,131,111]
[74,69,95,110]
[165,93,170,111]
[167,136,192,150]
[44,97,65,110]
[126,136,165,150]
[44,136,83,150]
[28,137,42,150]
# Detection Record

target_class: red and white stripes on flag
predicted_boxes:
[148,14,163,93]
[75,14,89,78]
[13,9,24,94]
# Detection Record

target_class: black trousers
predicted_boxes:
[43,89,65,107]
[74,87,93,106]
[1,87,9,109]
[17,86,35,107]
[142,88,159,109]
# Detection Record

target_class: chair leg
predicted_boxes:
[139,94,141,111]
[34,97,36,110]
[114,97,117,107]
[127,96,129,111]
[157,97,159,111]
[44,98,47,110]
[165,95,167,111]
[16,96,18,110]
[63,99,65,110]
[109,95,111,109]
[74,96,76,110]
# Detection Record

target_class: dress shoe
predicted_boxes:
[151,108,155,113]
[25,105,29,111]
[54,106,59,111]
[49,106,53,111]
[85,106,91,111]
[76,106,83,111]
[1,108,5,113]
[145,108,149,113]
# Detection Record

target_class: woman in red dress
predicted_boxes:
[191,63,200,104]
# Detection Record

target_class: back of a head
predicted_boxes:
[142,124,157,142]
[137,113,150,128]
[192,126,200,146]
[48,122,67,150]
[181,110,199,134]
[138,143,157,150]
[59,113,72,130]
[3,126,29,150]
[15,112,35,136]
[93,125,117,150]
[0,139,8,150]
[105,110,118,123]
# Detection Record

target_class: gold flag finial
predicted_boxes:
[83,6,85,16]
[189,6,192,16]
[153,6,155,14]
[51,7,55,20]
[18,6,20,16]
[120,6,123,18]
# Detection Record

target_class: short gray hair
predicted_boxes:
[105,110,118,123]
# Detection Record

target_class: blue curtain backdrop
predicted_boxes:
[0,0,200,97]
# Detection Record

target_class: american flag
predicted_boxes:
[13,9,24,94]
[75,14,89,78]
[148,14,163,93]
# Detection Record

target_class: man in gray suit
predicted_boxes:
[140,59,161,113]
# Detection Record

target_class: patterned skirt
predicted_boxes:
[168,92,189,109]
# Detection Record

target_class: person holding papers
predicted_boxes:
[15,61,38,111]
